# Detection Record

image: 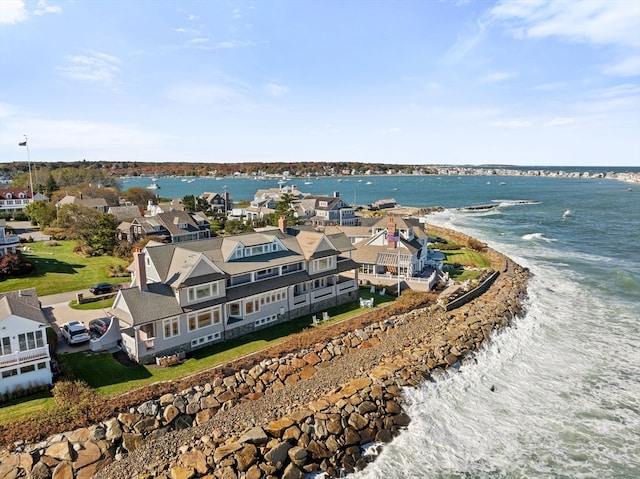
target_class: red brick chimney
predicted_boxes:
[278,215,287,234]
[134,250,147,291]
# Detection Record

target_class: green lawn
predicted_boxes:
[0,241,129,297]
[443,249,491,269]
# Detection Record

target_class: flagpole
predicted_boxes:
[19,135,34,196]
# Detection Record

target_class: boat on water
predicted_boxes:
[147,183,160,190]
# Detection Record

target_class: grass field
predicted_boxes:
[0,241,129,297]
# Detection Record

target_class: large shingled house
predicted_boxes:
[110,218,359,363]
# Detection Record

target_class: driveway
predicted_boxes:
[41,290,112,355]
[7,220,51,242]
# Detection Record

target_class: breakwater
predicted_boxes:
[0,228,529,479]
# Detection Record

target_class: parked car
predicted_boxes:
[89,317,111,337]
[60,321,90,345]
[89,283,113,295]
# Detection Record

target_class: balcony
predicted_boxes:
[0,346,49,368]
[0,234,20,247]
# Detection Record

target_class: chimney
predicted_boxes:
[134,250,148,291]
[387,216,398,248]
[278,215,287,234]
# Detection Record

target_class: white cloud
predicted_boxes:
[214,40,253,49]
[480,71,517,83]
[34,0,61,16]
[0,0,28,24]
[442,17,489,64]
[491,119,533,129]
[264,83,289,97]
[545,117,575,127]
[492,0,640,48]
[602,55,640,77]
[58,52,122,89]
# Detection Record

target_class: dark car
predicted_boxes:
[89,283,113,295]
[89,317,112,337]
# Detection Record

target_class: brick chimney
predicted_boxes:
[278,215,287,234]
[387,216,398,248]
[134,250,147,291]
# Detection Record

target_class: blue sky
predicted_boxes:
[1,0,638,167]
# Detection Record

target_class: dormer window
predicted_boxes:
[188,283,218,302]
[178,222,188,229]
[19,193,26,198]
[6,193,12,199]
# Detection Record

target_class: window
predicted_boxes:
[229,302,241,316]
[188,309,214,331]
[18,331,44,351]
[2,369,17,378]
[163,317,179,339]
[188,283,218,302]
[20,365,36,374]
[245,300,257,315]
[37,362,47,370]
[1,336,11,355]
[313,257,334,272]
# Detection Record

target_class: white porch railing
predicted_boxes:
[0,346,49,368]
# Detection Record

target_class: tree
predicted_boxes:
[55,204,102,243]
[182,195,211,215]
[269,193,298,227]
[24,200,57,228]
[122,187,157,211]
[90,214,118,255]
[44,174,58,198]
[182,195,196,213]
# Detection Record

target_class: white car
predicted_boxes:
[60,321,90,345]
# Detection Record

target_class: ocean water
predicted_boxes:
[347,178,640,478]
[125,172,640,478]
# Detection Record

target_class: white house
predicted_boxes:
[0,288,52,396]
[0,219,20,257]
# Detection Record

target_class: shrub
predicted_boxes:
[43,240,59,247]
[108,264,130,278]
[73,244,94,257]
[12,211,28,221]
[43,227,67,240]
[0,252,35,276]
[467,238,487,251]
[51,380,99,421]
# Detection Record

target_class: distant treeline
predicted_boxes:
[2,160,439,181]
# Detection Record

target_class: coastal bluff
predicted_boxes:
[0,225,529,479]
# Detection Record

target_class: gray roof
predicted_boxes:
[0,288,46,325]
[116,283,184,326]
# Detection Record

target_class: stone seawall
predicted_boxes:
[0,227,529,479]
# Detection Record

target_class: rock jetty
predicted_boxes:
[0,227,529,479]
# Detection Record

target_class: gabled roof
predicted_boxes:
[0,187,33,200]
[56,195,108,208]
[115,283,184,325]
[295,230,338,259]
[108,205,141,222]
[0,288,46,325]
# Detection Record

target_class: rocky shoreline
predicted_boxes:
[0,226,529,479]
